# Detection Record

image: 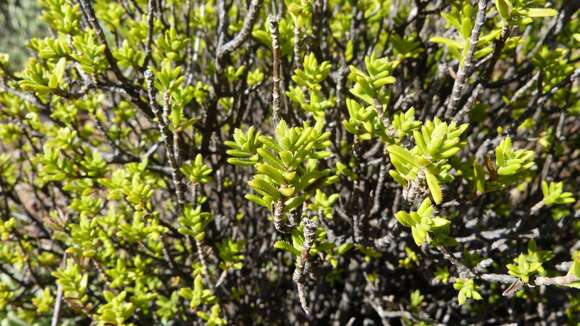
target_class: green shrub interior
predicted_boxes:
[0,0,578,324]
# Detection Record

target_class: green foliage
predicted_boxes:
[95,291,136,326]
[225,126,261,166]
[453,278,483,305]
[287,53,334,120]
[387,118,468,204]
[532,47,575,93]
[19,57,68,94]
[506,240,553,283]
[395,198,450,246]
[410,289,424,310]
[565,252,580,288]
[52,260,89,304]
[494,136,536,183]
[495,0,557,25]
[113,40,145,69]
[228,120,336,219]
[434,266,451,284]
[349,53,398,109]
[399,247,419,268]
[343,98,386,141]
[31,288,53,314]
[71,31,108,75]
[179,275,216,310]
[181,154,213,185]
[41,0,81,34]
[392,107,421,139]
[196,304,227,326]
[308,189,339,219]
[431,2,499,64]
[217,240,245,271]
[178,205,213,241]
[541,181,575,206]
[0,0,577,323]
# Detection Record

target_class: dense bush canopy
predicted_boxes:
[0,0,578,324]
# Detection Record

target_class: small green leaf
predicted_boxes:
[495,0,512,20]
[425,171,443,204]
[411,226,427,246]
[526,8,557,18]
[395,211,414,227]
[54,57,67,86]
[274,241,300,256]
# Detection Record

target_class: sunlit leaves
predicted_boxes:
[179,275,216,310]
[564,252,580,288]
[506,240,553,283]
[495,0,557,25]
[287,53,334,120]
[453,278,482,305]
[71,31,107,75]
[155,28,188,62]
[178,205,213,241]
[154,60,185,93]
[392,107,421,138]
[494,137,535,182]
[40,0,81,34]
[495,0,513,20]
[394,198,450,246]
[413,118,468,160]
[308,189,339,219]
[228,120,336,218]
[343,98,386,141]
[225,127,261,166]
[95,291,136,326]
[431,3,500,64]
[52,260,89,304]
[532,48,575,93]
[181,154,213,185]
[387,118,467,204]
[217,240,245,271]
[349,53,398,107]
[541,181,575,206]
[113,40,145,69]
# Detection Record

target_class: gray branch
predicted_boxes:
[217,0,263,59]
[446,0,488,118]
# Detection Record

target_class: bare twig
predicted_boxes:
[217,0,263,60]
[293,218,317,316]
[143,0,156,67]
[454,83,482,123]
[446,0,488,118]
[51,253,67,326]
[535,274,579,287]
[369,160,387,217]
[293,19,302,69]
[269,16,282,125]
[437,245,475,279]
[144,70,185,208]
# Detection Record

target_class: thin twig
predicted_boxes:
[143,0,156,67]
[293,218,317,316]
[144,70,185,208]
[293,18,301,69]
[76,0,126,82]
[51,253,67,326]
[446,0,488,118]
[269,16,282,125]
[217,0,263,60]
[369,160,387,217]
[535,274,579,287]
[454,83,482,123]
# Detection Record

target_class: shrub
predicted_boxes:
[0,0,578,324]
